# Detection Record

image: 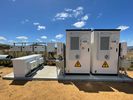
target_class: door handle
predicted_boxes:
[116,48,118,52]
[88,48,89,52]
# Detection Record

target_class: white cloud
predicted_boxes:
[76,6,83,11]
[55,34,64,39]
[36,39,42,42]
[33,23,46,31]
[75,14,88,27]
[0,36,7,41]
[73,21,86,28]
[8,40,17,44]
[64,8,73,12]
[21,19,29,24]
[56,12,69,18]
[73,6,83,17]
[33,22,40,26]
[41,36,47,39]
[8,40,16,43]
[117,25,129,31]
[81,15,88,21]
[54,6,84,21]
[54,12,71,20]
[51,39,56,42]
[16,36,28,40]
[37,25,46,30]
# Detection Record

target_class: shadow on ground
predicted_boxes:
[58,80,133,94]
[10,80,29,85]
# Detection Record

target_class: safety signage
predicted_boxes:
[102,61,109,68]
[75,60,81,67]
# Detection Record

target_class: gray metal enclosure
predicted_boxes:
[65,29,121,75]
[91,29,120,74]
[65,29,91,74]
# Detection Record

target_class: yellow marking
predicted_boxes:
[75,61,81,67]
[102,61,109,68]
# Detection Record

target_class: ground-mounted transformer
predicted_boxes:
[10,46,22,51]
[22,46,33,51]
[91,29,120,74]
[119,42,127,58]
[65,29,91,74]
[57,42,65,58]
[47,43,55,52]
[34,45,46,52]
[65,29,121,75]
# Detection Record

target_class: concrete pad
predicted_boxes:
[3,66,59,80]
[33,66,58,79]
[3,66,133,82]
[3,72,14,80]
[59,74,133,82]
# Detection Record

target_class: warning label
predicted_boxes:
[102,61,109,68]
[75,61,81,67]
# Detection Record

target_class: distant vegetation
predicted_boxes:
[128,46,133,51]
[0,43,10,50]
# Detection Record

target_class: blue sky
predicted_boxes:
[0,0,133,46]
